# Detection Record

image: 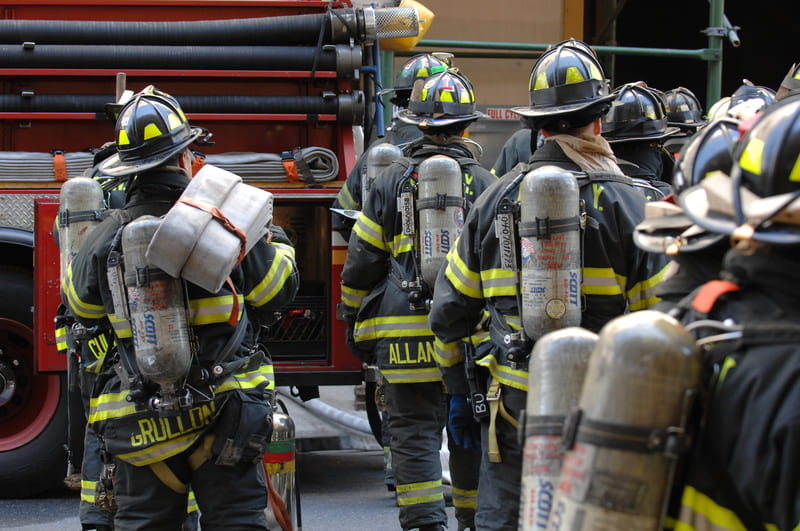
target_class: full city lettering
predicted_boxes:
[130,401,217,447]
[388,341,434,364]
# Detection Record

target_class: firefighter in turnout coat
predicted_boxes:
[64,87,299,530]
[427,43,669,530]
[340,69,495,531]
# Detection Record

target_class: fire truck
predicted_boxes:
[0,0,423,497]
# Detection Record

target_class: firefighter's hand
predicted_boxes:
[447,394,481,451]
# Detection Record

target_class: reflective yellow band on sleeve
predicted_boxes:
[433,337,462,367]
[353,213,388,251]
[246,249,294,308]
[336,182,359,210]
[64,264,106,319]
[390,233,414,257]
[582,266,625,296]
[481,268,518,297]
[189,294,243,325]
[627,263,669,310]
[444,251,482,299]
[341,284,369,309]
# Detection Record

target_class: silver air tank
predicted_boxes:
[519,327,596,531]
[264,408,297,530]
[547,311,701,531]
[122,215,193,414]
[363,143,403,205]
[416,154,464,289]
[57,176,105,288]
[519,166,582,341]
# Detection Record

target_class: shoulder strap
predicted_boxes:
[570,169,635,188]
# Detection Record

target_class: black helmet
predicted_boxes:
[99,86,202,177]
[673,117,741,195]
[602,82,680,143]
[679,93,800,246]
[397,69,485,129]
[776,62,800,101]
[380,53,452,106]
[664,87,706,130]
[725,80,775,120]
[512,44,615,125]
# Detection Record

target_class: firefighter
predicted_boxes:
[340,68,496,531]
[602,82,679,197]
[633,116,743,315]
[427,42,670,530]
[671,92,800,531]
[64,86,299,530]
[331,53,452,241]
[662,86,706,159]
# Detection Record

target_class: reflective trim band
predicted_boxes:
[216,364,275,393]
[354,315,434,341]
[80,479,98,503]
[341,284,369,309]
[88,391,139,423]
[64,264,106,319]
[444,251,481,299]
[55,325,68,353]
[336,182,359,210]
[452,486,478,510]
[380,367,442,383]
[481,268,518,297]
[353,213,388,251]
[676,485,750,531]
[109,314,132,338]
[582,266,625,296]
[718,356,737,386]
[390,232,414,257]
[476,352,529,391]
[271,241,296,262]
[434,337,462,368]
[396,479,444,506]
[189,294,243,325]
[187,489,199,513]
[246,247,295,308]
[627,263,669,310]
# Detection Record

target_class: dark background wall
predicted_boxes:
[605,0,791,112]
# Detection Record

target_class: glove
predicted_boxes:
[448,394,481,450]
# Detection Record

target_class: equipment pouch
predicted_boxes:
[212,389,274,467]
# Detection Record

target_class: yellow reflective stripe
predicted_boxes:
[65,264,106,319]
[109,314,132,338]
[271,241,296,262]
[354,315,434,341]
[337,182,359,210]
[452,486,478,509]
[481,268,518,297]
[396,479,444,506]
[55,326,68,352]
[341,284,369,309]
[80,479,98,503]
[380,367,442,383]
[246,247,294,308]
[476,353,529,391]
[627,263,669,310]
[187,490,199,513]
[582,266,625,296]
[675,485,747,531]
[88,391,138,423]
[216,364,275,393]
[118,431,201,466]
[353,213,388,251]
[445,251,481,298]
[390,232,414,257]
[189,294,243,325]
[718,356,737,386]
[433,337,462,367]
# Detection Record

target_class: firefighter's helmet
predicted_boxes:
[776,62,800,101]
[548,38,598,59]
[679,93,800,246]
[664,87,706,130]
[512,44,615,131]
[379,53,452,106]
[712,80,775,121]
[99,86,203,177]
[602,82,681,143]
[397,69,485,128]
